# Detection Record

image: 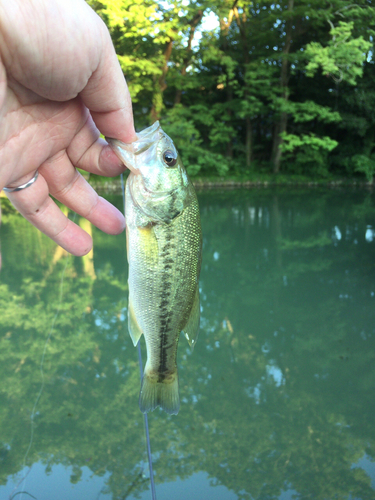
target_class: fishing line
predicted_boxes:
[120,173,157,500]
[136,343,157,500]
[11,214,75,500]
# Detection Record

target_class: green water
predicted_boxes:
[0,188,374,500]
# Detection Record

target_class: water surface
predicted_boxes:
[0,188,374,500]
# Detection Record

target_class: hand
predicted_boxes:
[0,0,136,256]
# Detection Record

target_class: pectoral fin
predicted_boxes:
[128,295,143,346]
[137,223,158,266]
[182,285,200,349]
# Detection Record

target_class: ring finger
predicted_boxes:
[5,168,93,256]
[7,151,125,256]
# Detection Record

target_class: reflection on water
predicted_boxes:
[0,188,374,500]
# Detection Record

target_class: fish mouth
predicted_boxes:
[139,182,180,198]
[105,137,139,174]
[106,122,162,174]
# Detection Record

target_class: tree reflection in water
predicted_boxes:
[0,189,374,500]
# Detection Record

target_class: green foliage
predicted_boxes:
[236,62,279,121]
[280,133,338,154]
[305,21,372,85]
[88,0,375,181]
[280,132,338,176]
[277,100,342,124]
[162,105,230,177]
[349,154,375,182]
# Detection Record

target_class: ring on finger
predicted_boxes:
[3,170,39,193]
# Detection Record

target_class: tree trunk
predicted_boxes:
[219,3,238,160]
[175,10,203,105]
[150,39,173,122]
[226,83,234,160]
[272,111,288,172]
[272,0,294,174]
[234,5,253,169]
[246,117,252,168]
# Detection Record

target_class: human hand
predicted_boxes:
[0,0,136,256]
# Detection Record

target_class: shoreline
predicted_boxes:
[88,178,374,193]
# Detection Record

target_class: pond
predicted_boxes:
[0,187,374,500]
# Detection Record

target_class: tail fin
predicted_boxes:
[139,371,180,415]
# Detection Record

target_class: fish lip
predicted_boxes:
[105,137,140,174]
[106,122,163,174]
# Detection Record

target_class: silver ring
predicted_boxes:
[3,170,39,193]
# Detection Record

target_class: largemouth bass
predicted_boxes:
[107,121,202,415]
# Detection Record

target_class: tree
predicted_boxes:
[88,0,375,180]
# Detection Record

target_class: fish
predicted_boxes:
[107,121,202,415]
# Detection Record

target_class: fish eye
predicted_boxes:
[163,150,177,167]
